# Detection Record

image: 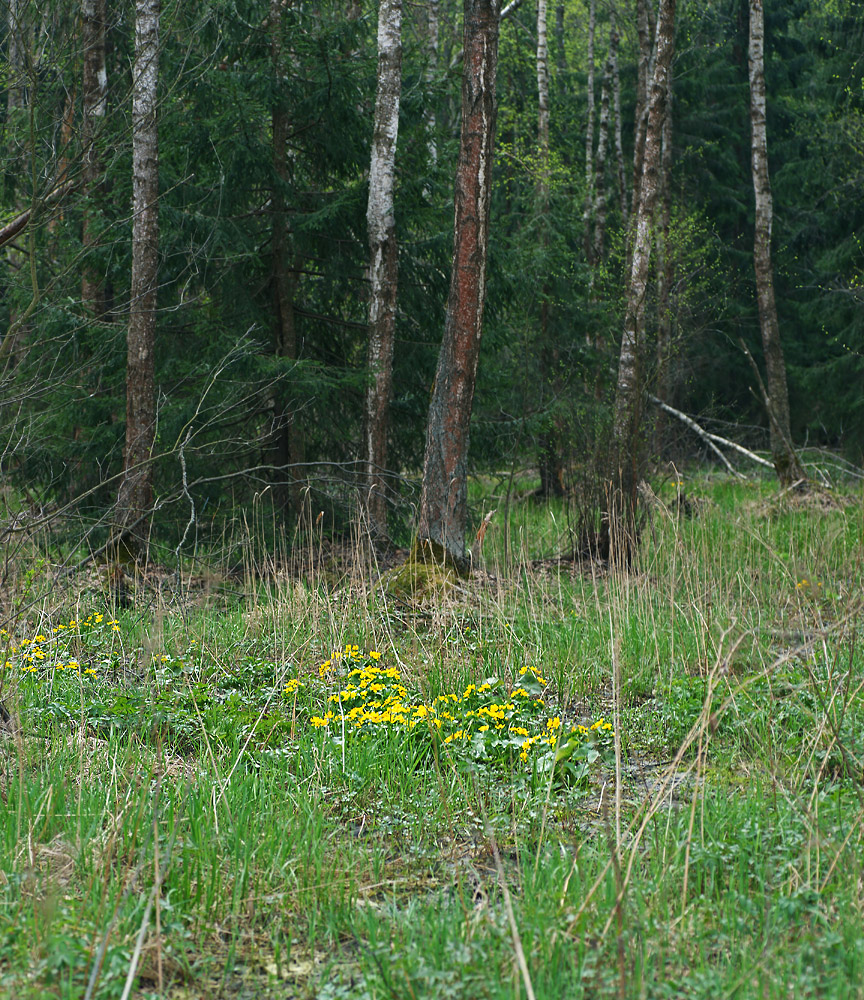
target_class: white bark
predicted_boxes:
[537,0,550,199]
[748,0,803,485]
[364,0,403,537]
[117,0,160,548]
[605,0,676,563]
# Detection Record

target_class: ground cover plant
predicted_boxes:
[0,473,863,999]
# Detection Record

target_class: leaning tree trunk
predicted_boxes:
[748,0,803,485]
[364,0,402,539]
[116,0,159,557]
[417,0,501,571]
[603,0,676,567]
[81,0,107,317]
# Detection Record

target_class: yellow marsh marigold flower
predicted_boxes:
[370,650,381,660]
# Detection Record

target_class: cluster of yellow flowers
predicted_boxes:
[303,650,612,769]
[1,613,120,676]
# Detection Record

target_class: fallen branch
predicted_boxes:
[648,395,774,472]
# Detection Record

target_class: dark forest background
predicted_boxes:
[1,0,862,552]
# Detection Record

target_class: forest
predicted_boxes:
[1,1,863,998]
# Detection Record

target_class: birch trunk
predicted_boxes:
[582,0,596,262]
[417,0,501,570]
[81,0,107,316]
[364,0,402,538]
[604,0,676,566]
[537,0,550,202]
[116,0,159,556]
[748,0,803,485]
[270,0,304,516]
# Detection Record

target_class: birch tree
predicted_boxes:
[416,0,501,571]
[364,0,402,538]
[748,0,803,485]
[603,0,676,566]
[115,0,159,556]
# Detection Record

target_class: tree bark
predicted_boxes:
[116,0,159,557]
[270,0,304,516]
[603,0,676,566]
[81,0,107,317]
[748,0,803,485]
[364,0,402,538]
[417,0,501,571]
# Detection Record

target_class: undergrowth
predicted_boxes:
[0,472,862,999]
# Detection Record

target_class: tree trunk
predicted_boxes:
[417,0,501,571]
[603,0,676,567]
[81,0,107,317]
[748,0,803,485]
[364,0,402,539]
[116,0,159,557]
[270,0,304,517]
[582,0,596,263]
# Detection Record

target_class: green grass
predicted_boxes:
[0,473,863,998]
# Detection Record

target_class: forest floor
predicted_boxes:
[1,471,863,999]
